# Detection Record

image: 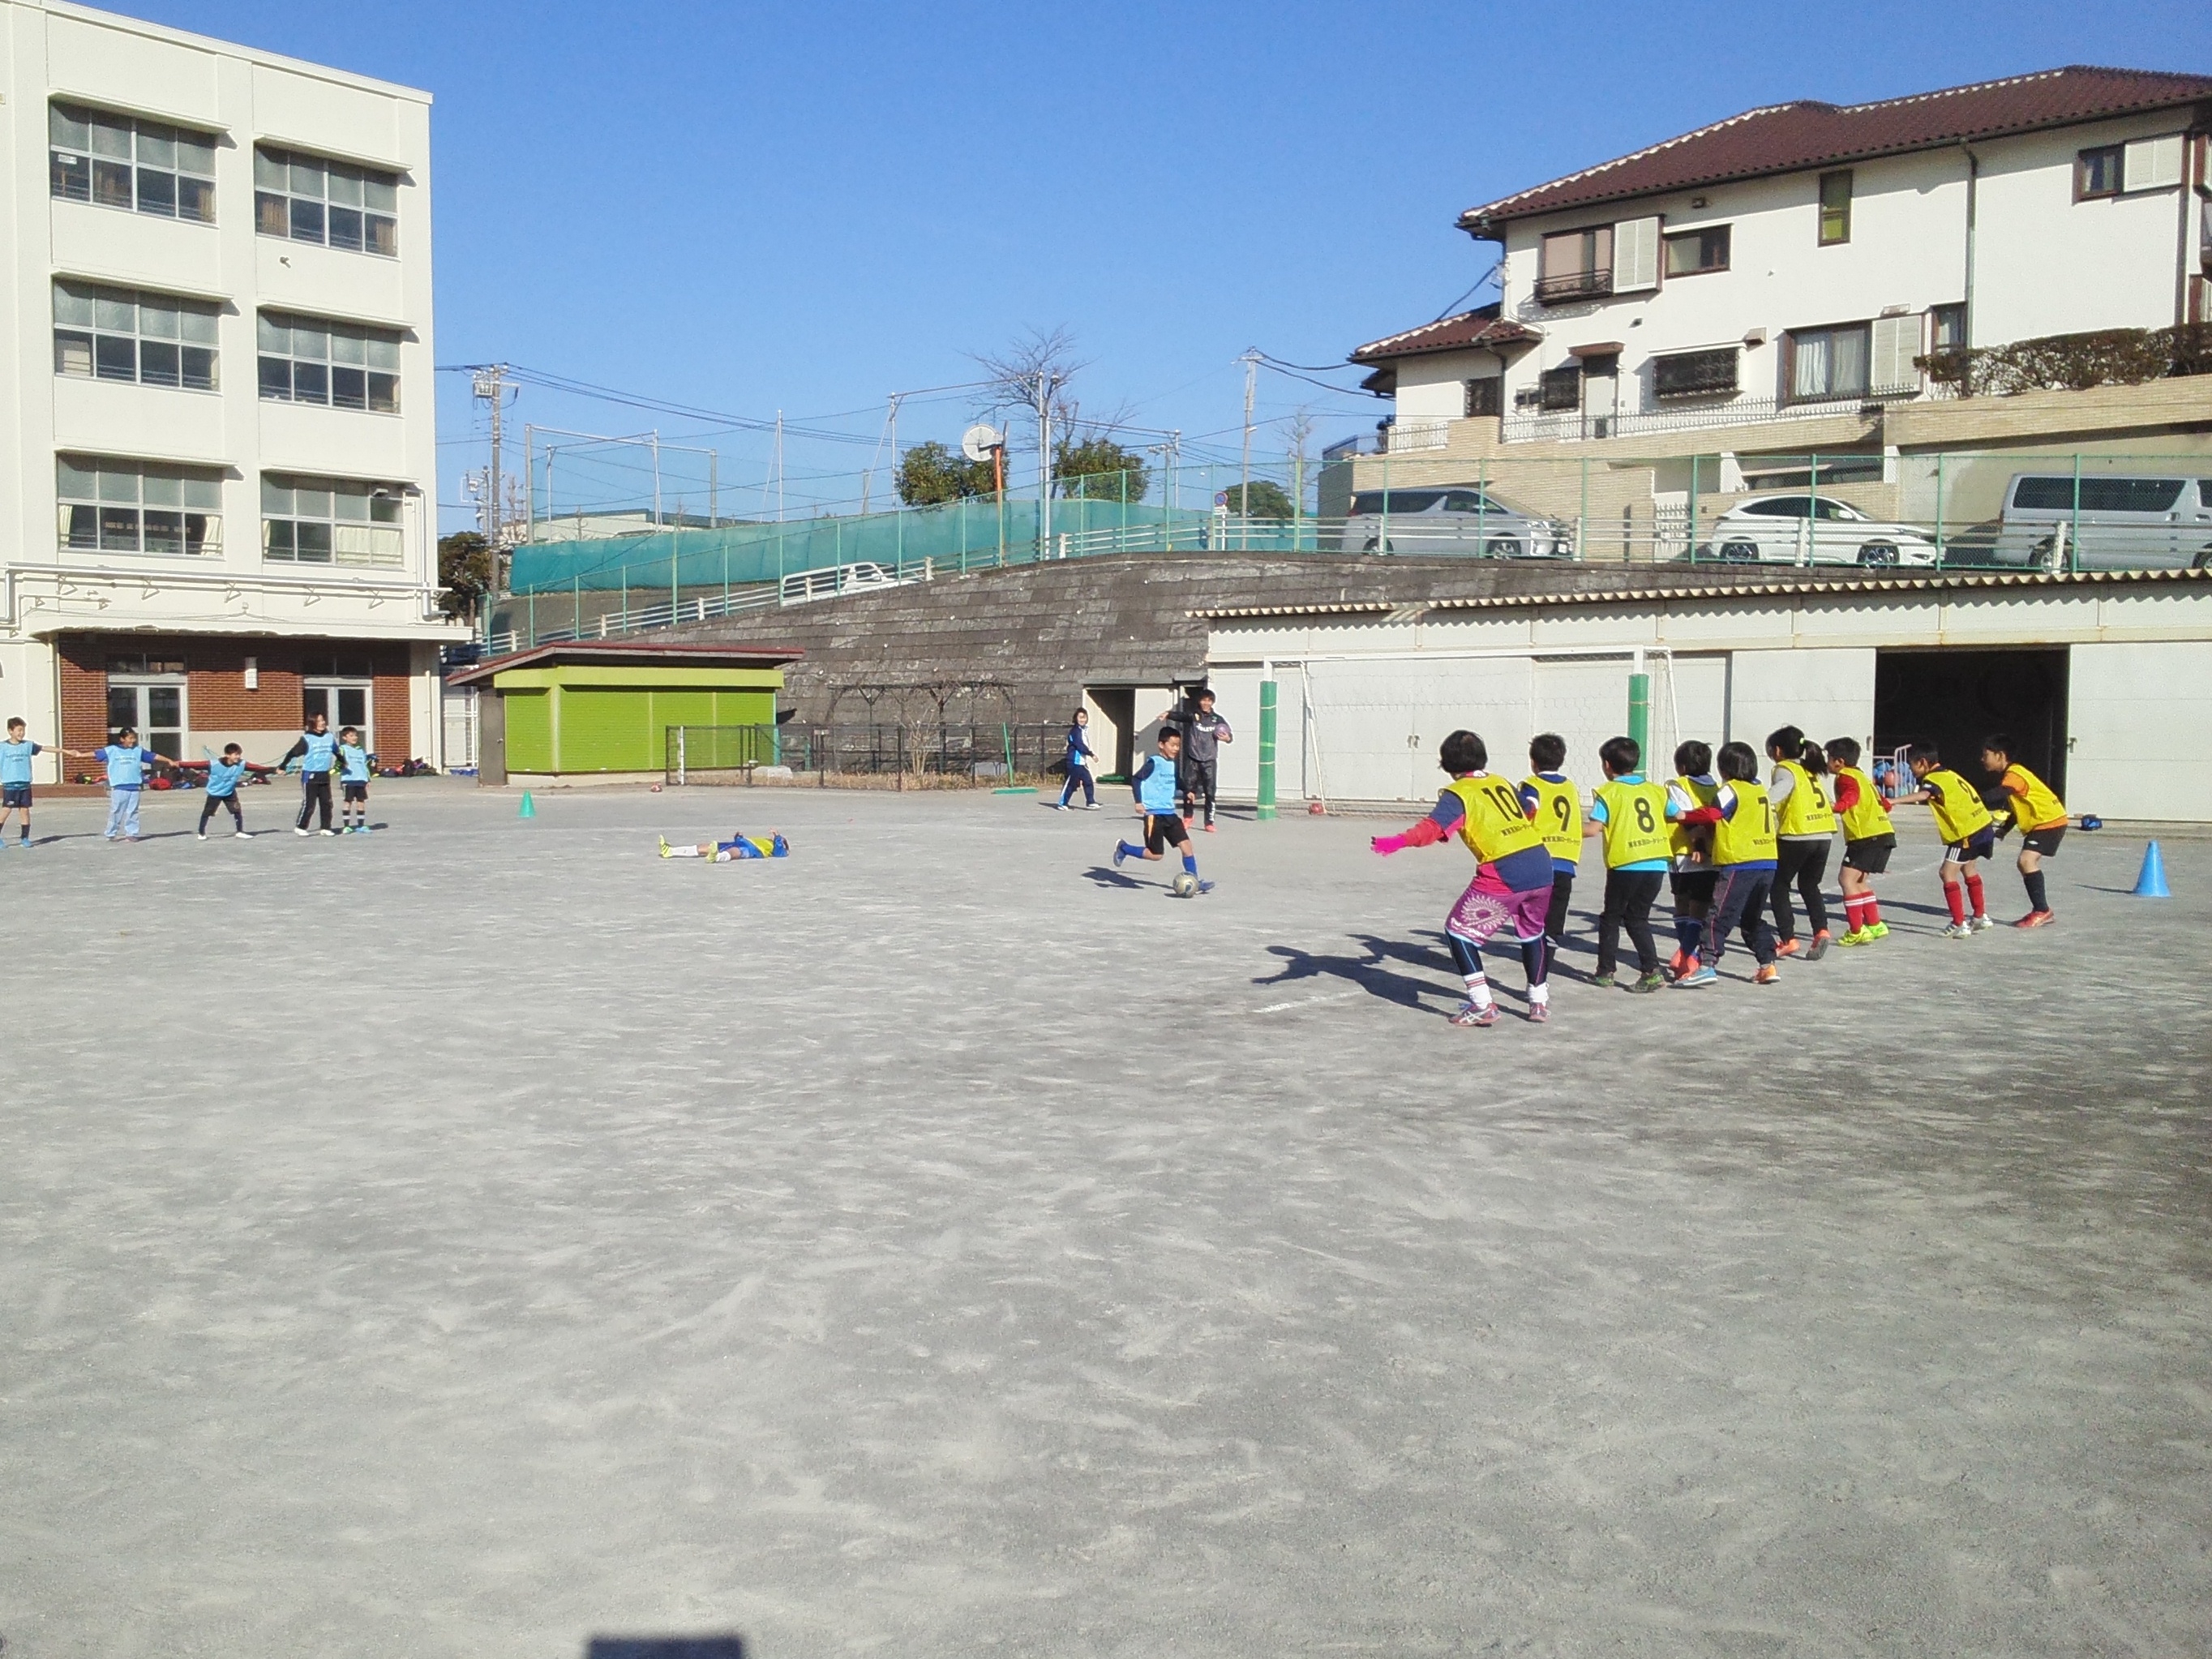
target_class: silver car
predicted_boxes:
[1339,487,1573,558]
[1697,494,1940,568]
[1988,474,2212,572]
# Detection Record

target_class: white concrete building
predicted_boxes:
[1354,66,2211,455]
[0,0,461,778]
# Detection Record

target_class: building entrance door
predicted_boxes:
[303,681,374,750]
[106,657,188,759]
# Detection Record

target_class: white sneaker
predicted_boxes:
[235,830,253,839]
[1969,914,1996,933]
[1940,920,1974,940]
[318,828,337,836]
[294,827,311,837]
[196,831,207,841]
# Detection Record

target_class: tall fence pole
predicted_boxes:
[1256,665,1279,821]
[1627,646,1651,759]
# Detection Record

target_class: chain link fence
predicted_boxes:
[664,723,1074,790]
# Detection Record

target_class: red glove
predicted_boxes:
[1679,805,1723,825]
[1371,834,1409,855]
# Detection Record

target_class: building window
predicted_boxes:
[1652,347,1740,400]
[258,314,401,412]
[1663,225,1730,276]
[1817,169,1852,246]
[53,281,219,390]
[1786,322,1871,401]
[1930,303,1967,349]
[262,475,406,568]
[2076,144,2124,200]
[1464,377,1503,418]
[1537,226,1614,302]
[48,101,216,223]
[1538,364,1582,411]
[58,457,224,556]
[255,147,398,256]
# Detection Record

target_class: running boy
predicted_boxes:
[93,727,161,842]
[196,744,261,839]
[1675,740,1781,987]
[1982,734,2065,928]
[1824,737,1895,945]
[1584,735,1679,992]
[1521,733,1581,952]
[337,727,372,833]
[0,718,75,848]
[1112,728,1211,892]
[1371,729,1554,1026]
[1765,726,1837,959]
[659,830,789,861]
[1665,741,1721,980]
[1897,743,1996,938]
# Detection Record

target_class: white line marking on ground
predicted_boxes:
[1250,989,1370,1015]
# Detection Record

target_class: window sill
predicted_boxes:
[256,229,400,261]
[58,374,223,396]
[257,396,405,417]
[51,195,217,229]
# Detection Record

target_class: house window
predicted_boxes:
[1930,303,1967,350]
[1464,377,1503,418]
[1663,225,1730,276]
[255,147,399,256]
[53,281,219,390]
[2076,144,2124,200]
[262,474,406,568]
[57,457,223,556]
[1817,170,1852,246]
[1787,322,1871,401]
[258,314,401,412]
[48,101,216,222]
[1653,347,1740,400]
[1539,365,1582,411]
[1537,226,1614,302]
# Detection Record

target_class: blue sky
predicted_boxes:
[121,0,2211,524]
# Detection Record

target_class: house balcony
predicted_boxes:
[1500,382,1947,444]
[1533,270,1613,304]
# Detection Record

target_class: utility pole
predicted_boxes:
[1239,350,1259,551]
[471,364,512,553]
[1036,371,1056,559]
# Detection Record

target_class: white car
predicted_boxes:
[1697,494,1940,568]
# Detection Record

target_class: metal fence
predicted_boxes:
[664,723,1072,788]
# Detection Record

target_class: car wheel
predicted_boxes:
[2193,546,2212,572]
[1718,538,1760,564]
[1857,542,1899,568]
[2034,537,2066,575]
[1361,537,1388,555]
[1485,536,1526,560]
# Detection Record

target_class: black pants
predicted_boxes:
[1545,870,1574,944]
[1704,867,1777,967]
[1597,869,1665,976]
[1181,759,1219,823]
[297,770,332,830]
[199,793,243,833]
[1770,838,1832,941]
[1059,767,1095,808]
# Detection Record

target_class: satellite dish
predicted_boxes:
[962,423,1004,463]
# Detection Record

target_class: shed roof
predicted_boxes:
[448,641,803,688]
[1458,66,2212,234]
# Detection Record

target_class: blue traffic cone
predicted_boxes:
[2131,841,2168,898]
[517,790,536,820]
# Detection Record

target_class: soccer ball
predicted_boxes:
[1172,871,1199,898]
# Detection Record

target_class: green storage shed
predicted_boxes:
[451,641,803,784]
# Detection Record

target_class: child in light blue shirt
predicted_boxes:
[0,716,79,848]
[337,727,372,833]
[195,744,264,839]
[92,727,161,842]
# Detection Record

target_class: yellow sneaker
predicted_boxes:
[1837,927,1872,946]
[657,836,671,858]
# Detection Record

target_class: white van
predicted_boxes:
[1989,474,2212,572]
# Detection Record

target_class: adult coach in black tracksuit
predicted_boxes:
[280,714,341,834]
[1161,688,1233,831]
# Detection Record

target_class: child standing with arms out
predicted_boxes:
[1665,741,1720,980]
[1584,735,1679,993]
[1897,743,1996,938]
[337,727,372,833]
[1521,733,1581,952]
[1056,708,1097,810]
[93,727,161,842]
[1112,728,1211,892]
[0,718,75,849]
[1982,733,2065,928]
[1824,737,1895,945]
[1765,726,1837,960]
[195,744,260,839]
[1373,729,1555,1026]
[1676,740,1781,988]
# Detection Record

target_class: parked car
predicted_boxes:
[1695,494,1940,568]
[1339,487,1573,558]
[1987,473,2212,572]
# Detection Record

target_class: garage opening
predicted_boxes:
[1874,648,2068,797]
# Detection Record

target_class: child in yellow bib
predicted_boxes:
[1764,725,1838,960]
[1372,729,1556,1026]
[1674,740,1781,987]
[1982,732,2066,928]
[1583,735,1680,992]
[1522,733,1581,953]
[1824,736,1896,945]
[1897,744,1996,937]
[1665,740,1721,980]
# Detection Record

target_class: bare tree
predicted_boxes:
[971,326,1087,443]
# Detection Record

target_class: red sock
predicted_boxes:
[1843,895,1868,930]
[1863,893,1880,926]
[1965,872,1986,918]
[1944,881,1967,924]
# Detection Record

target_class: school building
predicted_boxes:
[1198,568,2212,822]
[0,0,464,779]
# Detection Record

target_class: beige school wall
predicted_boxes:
[1201,574,2212,821]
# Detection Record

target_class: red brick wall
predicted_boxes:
[54,635,414,761]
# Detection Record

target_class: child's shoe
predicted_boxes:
[1591,972,1616,990]
[1631,969,1668,994]
[1806,929,1833,960]
[295,826,311,837]
[1678,965,1719,988]
[770,833,790,857]
[195,831,207,841]
[1940,921,1974,940]
[1865,921,1889,940]
[2012,910,2055,928]
[1526,999,1550,1023]
[658,836,672,858]
[1196,879,1215,894]
[1969,913,1996,933]
[235,831,253,839]
[1753,963,1781,985]
[1774,937,1802,958]
[1665,949,1691,980]
[1449,1000,1498,1027]
[1837,927,1871,946]
[1112,842,1128,868]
